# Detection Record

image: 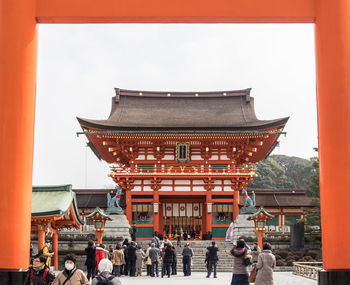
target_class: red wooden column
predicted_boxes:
[316,0,350,281]
[125,189,132,225]
[37,225,46,252]
[0,0,37,278]
[153,190,159,234]
[233,190,240,221]
[52,229,58,270]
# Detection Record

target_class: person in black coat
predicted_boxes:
[127,241,137,276]
[206,241,219,278]
[162,245,174,278]
[85,240,97,280]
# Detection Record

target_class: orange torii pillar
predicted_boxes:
[315,0,350,282]
[0,0,37,282]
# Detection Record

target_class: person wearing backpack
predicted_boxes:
[24,254,56,285]
[92,259,121,285]
[52,254,89,285]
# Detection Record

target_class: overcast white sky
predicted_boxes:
[33,24,317,189]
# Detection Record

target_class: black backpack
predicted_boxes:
[96,275,115,285]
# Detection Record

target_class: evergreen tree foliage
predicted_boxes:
[248,154,315,190]
[303,149,320,227]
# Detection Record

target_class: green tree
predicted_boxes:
[303,148,320,228]
[249,157,296,189]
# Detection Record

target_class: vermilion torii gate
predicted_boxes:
[0,0,349,283]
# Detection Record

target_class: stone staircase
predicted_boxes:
[137,240,235,272]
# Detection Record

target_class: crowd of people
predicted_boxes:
[26,236,276,285]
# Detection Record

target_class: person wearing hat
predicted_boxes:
[92,258,121,285]
[52,254,89,285]
[41,239,54,267]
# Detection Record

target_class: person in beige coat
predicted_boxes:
[144,243,152,276]
[255,243,276,285]
[52,254,89,285]
[111,245,124,277]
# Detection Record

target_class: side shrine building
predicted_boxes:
[77,88,288,239]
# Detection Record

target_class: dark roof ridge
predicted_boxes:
[114,87,251,102]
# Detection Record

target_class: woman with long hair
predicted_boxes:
[230,239,250,285]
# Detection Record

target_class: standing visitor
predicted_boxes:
[176,227,182,247]
[144,243,152,276]
[52,254,89,285]
[230,240,250,285]
[108,245,114,260]
[85,240,97,281]
[183,232,188,241]
[135,244,145,276]
[96,244,106,271]
[152,233,160,248]
[24,254,56,285]
[160,237,172,251]
[92,259,121,285]
[41,240,54,267]
[251,242,261,263]
[171,246,177,275]
[149,243,160,277]
[111,244,124,277]
[122,238,129,246]
[122,244,128,275]
[182,242,193,276]
[254,242,276,285]
[162,244,174,278]
[206,241,219,278]
[29,243,34,265]
[130,224,137,241]
[127,241,137,276]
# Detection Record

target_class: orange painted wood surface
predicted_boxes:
[315,0,350,270]
[0,0,38,270]
[35,0,316,23]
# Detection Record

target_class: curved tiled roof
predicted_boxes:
[32,184,84,225]
[77,88,288,130]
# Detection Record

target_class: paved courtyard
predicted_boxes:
[120,272,317,285]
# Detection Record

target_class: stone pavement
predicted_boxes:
[120,272,317,285]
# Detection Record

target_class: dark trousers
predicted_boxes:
[151,261,159,277]
[207,261,217,277]
[123,260,128,275]
[163,261,172,277]
[113,265,121,277]
[146,264,152,276]
[230,274,249,285]
[127,259,136,276]
[171,261,177,275]
[86,264,96,280]
[183,256,191,276]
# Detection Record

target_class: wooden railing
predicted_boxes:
[111,164,255,175]
[293,262,323,280]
